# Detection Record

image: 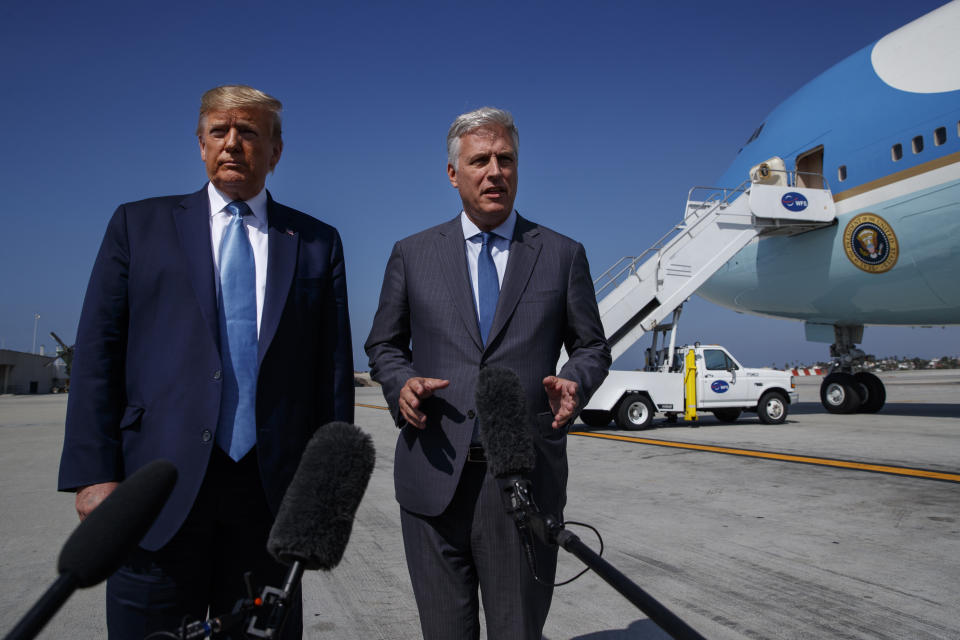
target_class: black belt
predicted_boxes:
[467,445,487,463]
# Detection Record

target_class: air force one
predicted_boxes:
[587,1,960,416]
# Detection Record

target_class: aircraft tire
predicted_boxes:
[616,394,655,430]
[579,410,612,428]
[854,372,886,413]
[712,408,742,423]
[757,392,788,424]
[820,373,862,414]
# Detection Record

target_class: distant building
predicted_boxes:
[0,349,67,394]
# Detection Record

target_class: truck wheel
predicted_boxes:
[853,372,885,413]
[616,394,655,430]
[820,373,862,414]
[757,391,788,424]
[579,410,612,428]
[712,408,741,423]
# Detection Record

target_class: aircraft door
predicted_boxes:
[699,348,749,404]
[795,145,824,188]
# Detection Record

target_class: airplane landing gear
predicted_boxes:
[819,325,886,414]
[820,373,861,414]
[853,371,886,413]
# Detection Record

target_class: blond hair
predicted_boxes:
[197,85,283,140]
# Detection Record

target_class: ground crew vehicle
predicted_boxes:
[580,343,797,430]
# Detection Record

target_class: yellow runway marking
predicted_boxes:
[570,431,960,483]
[355,404,960,483]
[357,403,390,411]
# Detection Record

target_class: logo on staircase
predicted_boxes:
[843,213,898,273]
[781,192,808,212]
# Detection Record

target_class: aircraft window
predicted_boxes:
[934,127,946,146]
[912,136,924,154]
[891,143,903,161]
[838,165,847,182]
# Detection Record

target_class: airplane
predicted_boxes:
[692,0,960,414]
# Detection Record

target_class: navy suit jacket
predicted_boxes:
[365,214,610,518]
[58,187,354,550]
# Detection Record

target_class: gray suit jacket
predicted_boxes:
[365,214,610,517]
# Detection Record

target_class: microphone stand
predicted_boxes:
[246,561,303,638]
[501,477,707,640]
[155,561,304,639]
[4,574,77,640]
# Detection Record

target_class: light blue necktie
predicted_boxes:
[477,231,500,346]
[216,200,258,461]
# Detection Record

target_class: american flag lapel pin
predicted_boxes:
[286,229,296,236]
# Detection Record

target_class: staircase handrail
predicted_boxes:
[594,179,751,299]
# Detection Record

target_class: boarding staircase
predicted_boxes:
[564,161,837,366]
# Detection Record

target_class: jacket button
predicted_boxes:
[467,409,476,419]
[213,369,222,380]
[201,429,212,443]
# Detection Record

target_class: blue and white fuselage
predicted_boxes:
[698,1,960,328]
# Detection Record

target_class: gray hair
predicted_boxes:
[196,85,283,141]
[446,107,519,167]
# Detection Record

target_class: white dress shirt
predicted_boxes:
[207,183,269,336]
[461,210,516,324]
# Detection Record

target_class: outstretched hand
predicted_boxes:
[399,377,451,429]
[543,376,579,429]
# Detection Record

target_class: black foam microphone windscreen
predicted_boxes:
[475,366,536,478]
[57,460,177,588]
[267,422,375,571]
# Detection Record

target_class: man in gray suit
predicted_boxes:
[365,107,610,639]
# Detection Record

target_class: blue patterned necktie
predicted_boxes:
[216,200,258,461]
[477,231,500,346]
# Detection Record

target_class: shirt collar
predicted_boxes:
[460,209,517,243]
[207,182,268,226]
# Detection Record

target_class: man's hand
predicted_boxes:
[75,481,119,521]
[399,377,450,429]
[543,376,579,429]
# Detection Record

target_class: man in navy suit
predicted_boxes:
[58,85,354,639]
[365,107,610,638]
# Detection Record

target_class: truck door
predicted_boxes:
[699,348,747,405]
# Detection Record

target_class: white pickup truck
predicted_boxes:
[580,344,798,430]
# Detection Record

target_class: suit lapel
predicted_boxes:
[436,217,484,351]
[488,214,541,347]
[173,188,219,348]
[259,193,298,366]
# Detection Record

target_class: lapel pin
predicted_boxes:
[285,229,296,236]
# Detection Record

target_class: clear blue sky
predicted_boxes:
[2,0,956,369]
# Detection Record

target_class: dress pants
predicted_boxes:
[400,459,558,640]
[105,447,302,640]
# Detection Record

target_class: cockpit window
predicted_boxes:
[745,123,765,145]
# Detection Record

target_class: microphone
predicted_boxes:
[267,421,376,570]
[475,366,535,478]
[5,460,177,640]
[475,366,550,541]
[245,422,375,637]
[474,369,706,640]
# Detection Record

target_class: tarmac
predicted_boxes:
[1,370,958,639]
